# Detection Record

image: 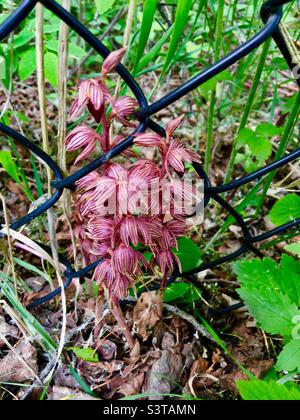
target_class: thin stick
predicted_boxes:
[36,3,60,291]
[0,194,17,295]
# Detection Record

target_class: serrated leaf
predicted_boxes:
[173,237,202,272]
[164,282,191,302]
[18,48,36,81]
[95,0,115,15]
[162,0,193,74]
[256,123,283,137]
[234,256,300,307]
[276,340,300,372]
[238,287,300,337]
[269,194,300,226]
[285,242,300,257]
[44,52,58,87]
[68,347,99,363]
[134,0,158,69]
[233,257,281,291]
[237,379,300,400]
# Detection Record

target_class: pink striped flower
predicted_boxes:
[163,138,200,176]
[111,96,138,126]
[112,244,148,277]
[101,47,126,79]
[70,79,104,121]
[65,125,103,163]
[156,249,181,277]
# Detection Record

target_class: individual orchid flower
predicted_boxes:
[110,96,138,126]
[156,249,182,277]
[65,125,103,163]
[101,47,126,79]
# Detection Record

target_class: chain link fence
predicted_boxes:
[0,0,299,310]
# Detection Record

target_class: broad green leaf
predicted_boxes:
[234,256,300,307]
[46,40,86,60]
[95,0,115,15]
[18,48,36,81]
[285,242,300,257]
[233,257,281,291]
[44,52,58,87]
[164,282,191,302]
[237,379,300,400]
[0,150,22,185]
[162,0,193,74]
[14,31,35,49]
[134,0,158,69]
[238,287,300,337]
[276,340,300,372]
[199,70,232,93]
[68,347,99,363]
[269,194,300,226]
[173,237,202,272]
[256,123,283,137]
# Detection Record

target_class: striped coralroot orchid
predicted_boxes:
[66,48,200,335]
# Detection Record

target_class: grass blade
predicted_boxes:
[162,0,193,75]
[134,0,158,70]
[134,23,174,74]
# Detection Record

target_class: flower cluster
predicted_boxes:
[66,48,200,300]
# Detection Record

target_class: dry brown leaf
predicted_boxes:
[133,291,163,341]
[0,316,19,348]
[145,350,183,400]
[0,341,38,383]
[118,372,145,397]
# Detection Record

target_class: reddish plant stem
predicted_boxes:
[111,297,135,349]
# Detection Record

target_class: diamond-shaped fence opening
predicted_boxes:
[0,0,299,310]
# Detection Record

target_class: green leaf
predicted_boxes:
[269,194,300,226]
[164,282,191,302]
[46,40,86,60]
[233,257,281,291]
[135,24,174,73]
[234,256,300,307]
[285,242,300,257]
[68,366,98,398]
[276,340,300,372]
[14,31,35,49]
[173,237,202,272]
[255,123,283,137]
[18,48,36,81]
[237,379,300,400]
[95,0,116,15]
[0,56,5,79]
[162,0,193,74]
[0,150,22,185]
[199,70,232,93]
[68,347,99,363]
[44,52,58,87]
[134,0,158,69]
[238,287,300,337]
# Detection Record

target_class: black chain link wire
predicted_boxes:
[0,0,299,310]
